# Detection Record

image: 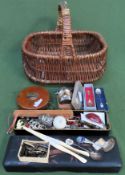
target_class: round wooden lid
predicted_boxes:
[16,86,49,109]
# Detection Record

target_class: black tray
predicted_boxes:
[9,110,111,135]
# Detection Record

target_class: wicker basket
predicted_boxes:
[22,2,107,83]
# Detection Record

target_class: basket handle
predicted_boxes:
[56,2,63,32]
[56,1,76,59]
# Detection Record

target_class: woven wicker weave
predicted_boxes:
[22,1,107,83]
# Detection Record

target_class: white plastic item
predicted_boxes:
[53,116,67,129]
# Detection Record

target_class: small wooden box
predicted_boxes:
[18,140,50,163]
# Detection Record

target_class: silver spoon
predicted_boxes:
[65,138,102,161]
[102,138,115,152]
[76,136,102,151]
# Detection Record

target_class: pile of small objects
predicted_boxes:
[16,110,107,130]
[57,82,109,112]
[20,141,48,158]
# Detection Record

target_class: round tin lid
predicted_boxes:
[16,86,49,109]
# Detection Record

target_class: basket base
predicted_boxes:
[24,65,106,84]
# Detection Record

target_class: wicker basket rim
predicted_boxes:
[22,30,108,59]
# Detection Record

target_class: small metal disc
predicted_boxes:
[65,138,74,146]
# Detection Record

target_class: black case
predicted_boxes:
[3,135,122,173]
